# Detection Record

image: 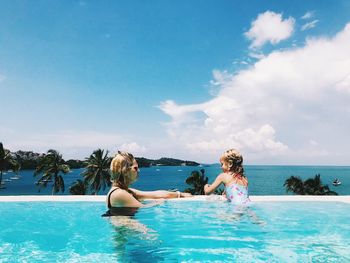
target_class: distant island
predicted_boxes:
[12,150,199,170]
[136,157,200,168]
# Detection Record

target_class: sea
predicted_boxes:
[0,165,349,195]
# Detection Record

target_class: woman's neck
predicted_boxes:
[113,181,128,189]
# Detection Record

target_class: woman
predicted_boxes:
[105,151,191,216]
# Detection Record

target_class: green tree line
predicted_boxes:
[1,142,338,196]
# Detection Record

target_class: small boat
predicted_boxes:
[42,179,52,183]
[10,176,21,180]
[35,179,53,185]
[333,179,341,186]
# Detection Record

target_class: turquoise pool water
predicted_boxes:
[1,201,350,262]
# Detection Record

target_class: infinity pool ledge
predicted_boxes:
[0,195,349,203]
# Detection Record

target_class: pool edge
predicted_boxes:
[0,195,349,204]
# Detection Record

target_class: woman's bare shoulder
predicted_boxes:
[110,188,133,202]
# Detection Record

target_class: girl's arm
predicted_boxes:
[129,188,191,200]
[204,174,224,195]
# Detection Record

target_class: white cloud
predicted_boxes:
[119,142,147,154]
[4,130,129,158]
[301,20,319,31]
[301,11,314,20]
[309,140,318,146]
[244,11,295,49]
[335,73,350,93]
[160,23,350,163]
[248,51,266,60]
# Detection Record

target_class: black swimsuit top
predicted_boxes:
[101,187,139,217]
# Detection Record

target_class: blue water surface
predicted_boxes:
[1,165,350,195]
[0,201,350,262]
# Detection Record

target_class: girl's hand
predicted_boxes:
[204,184,210,192]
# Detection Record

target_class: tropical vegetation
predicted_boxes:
[0,142,18,189]
[13,150,43,169]
[284,174,338,195]
[3,142,202,195]
[34,149,70,194]
[136,157,200,167]
[184,169,209,195]
[4,148,198,170]
[69,179,88,195]
[82,149,111,194]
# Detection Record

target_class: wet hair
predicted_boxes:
[110,151,139,199]
[220,149,245,177]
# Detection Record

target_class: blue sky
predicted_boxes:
[1,1,350,164]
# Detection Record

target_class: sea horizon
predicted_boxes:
[1,164,349,196]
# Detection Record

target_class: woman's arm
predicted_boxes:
[204,174,224,195]
[129,188,191,200]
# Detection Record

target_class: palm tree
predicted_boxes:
[82,149,111,194]
[12,161,21,178]
[69,179,88,195]
[34,149,70,194]
[284,174,337,195]
[0,142,17,189]
[184,169,208,195]
[284,175,305,195]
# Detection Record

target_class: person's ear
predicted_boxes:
[227,160,233,168]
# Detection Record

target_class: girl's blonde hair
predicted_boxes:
[221,149,245,176]
[110,151,135,186]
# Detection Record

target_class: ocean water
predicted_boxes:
[0,201,349,262]
[0,165,349,195]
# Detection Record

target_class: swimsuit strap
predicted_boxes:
[107,187,120,208]
[226,173,247,187]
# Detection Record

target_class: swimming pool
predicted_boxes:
[1,197,350,262]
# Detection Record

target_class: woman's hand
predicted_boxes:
[204,184,210,193]
[180,192,192,198]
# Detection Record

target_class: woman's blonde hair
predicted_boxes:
[110,151,135,186]
[220,148,245,176]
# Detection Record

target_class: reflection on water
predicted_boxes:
[109,216,163,262]
[2,201,349,261]
[216,204,267,226]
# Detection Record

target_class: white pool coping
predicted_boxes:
[0,195,350,204]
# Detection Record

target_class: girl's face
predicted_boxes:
[220,158,231,172]
[128,159,139,184]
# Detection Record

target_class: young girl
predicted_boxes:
[204,149,250,205]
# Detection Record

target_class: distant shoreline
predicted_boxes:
[10,150,200,170]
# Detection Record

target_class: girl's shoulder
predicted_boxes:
[220,172,234,183]
[224,172,249,186]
